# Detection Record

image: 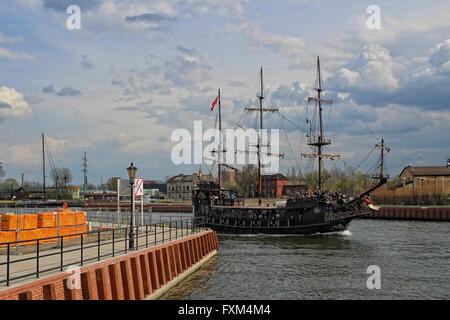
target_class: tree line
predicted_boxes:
[222,165,373,198]
[0,166,76,199]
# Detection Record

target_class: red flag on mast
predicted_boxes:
[210,95,219,112]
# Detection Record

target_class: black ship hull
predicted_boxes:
[194,202,369,236]
[198,219,351,235]
[192,182,374,236]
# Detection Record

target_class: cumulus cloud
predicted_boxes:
[42,84,55,93]
[56,87,82,97]
[327,40,450,111]
[330,44,399,94]
[38,0,250,36]
[7,137,67,166]
[429,40,450,67]
[43,84,82,97]
[270,82,309,107]
[0,86,32,120]
[111,44,212,102]
[163,45,213,89]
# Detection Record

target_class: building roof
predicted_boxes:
[399,166,450,177]
[15,187,43,193]
[262,174,288,180]
[167,174,198,183]
[65,185,81,190]
[167,173,212,184]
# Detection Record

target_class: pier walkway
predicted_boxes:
[0,217,203,289]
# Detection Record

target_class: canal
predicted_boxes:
[161,219,450,300]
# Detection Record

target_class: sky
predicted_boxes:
[0,0,449,185]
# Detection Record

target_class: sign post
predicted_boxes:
[134,179,144,226]
[117,178,121,227]
[141,194,144,225]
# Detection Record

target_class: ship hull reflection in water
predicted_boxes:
[162,219,450,300]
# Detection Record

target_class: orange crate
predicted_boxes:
[16,229,39,245]
[0,231,16,244]
[38,228,58,243]
[59,226,79,240]
[75,211,87,225]
[59,226,75,236]
[1,214,38,231]
[76,224,89,234]
[58,211,76,227]
[37,212,57,228]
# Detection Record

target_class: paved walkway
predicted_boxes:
[0,225,198,289]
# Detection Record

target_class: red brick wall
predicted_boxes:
[0,230,218,300]
[276,180,289,197]
[362,207,450,221]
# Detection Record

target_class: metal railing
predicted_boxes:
[0,207,82,214]
[86,211,192,227]
[0,217,205,287]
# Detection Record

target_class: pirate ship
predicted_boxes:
[192,57,389,235]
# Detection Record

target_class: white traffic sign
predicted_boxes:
[134,178,144,196]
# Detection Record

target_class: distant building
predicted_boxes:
[144,180,167,196]
[64,186,81,200]
[84,190,117,203]
[396,163,450,195]
[13,187,44,200]
[262,174,289,198]
[372,160,450,201]
[167,173,211,201]
[108,178,168,199]
[14,185,80,200]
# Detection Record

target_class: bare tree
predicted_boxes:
[2,178,19,198]
[236,165,258,197]
[61,168,73,188]
[51,167,73,191]
[51,168,62,190]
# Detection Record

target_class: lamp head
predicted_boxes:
[127,162,137,180]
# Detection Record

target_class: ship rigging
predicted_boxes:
[193,55,390,235]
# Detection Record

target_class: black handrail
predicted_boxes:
[0,217,206,287]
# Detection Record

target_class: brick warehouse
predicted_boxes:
[0,230,218,300]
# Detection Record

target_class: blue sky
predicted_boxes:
[1,0,449,185]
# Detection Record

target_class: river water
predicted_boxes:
[162,219,450,300]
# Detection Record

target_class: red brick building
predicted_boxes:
[262,174,289,198]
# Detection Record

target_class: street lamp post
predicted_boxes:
[127,162,137,250]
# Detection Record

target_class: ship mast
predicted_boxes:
[257,67,264,205]
[242,68,279,205]
[218,89,222,190]
[373,138,390,183]
[42,132,46,202]
[303,56,339,192]
[346,138,390,205]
